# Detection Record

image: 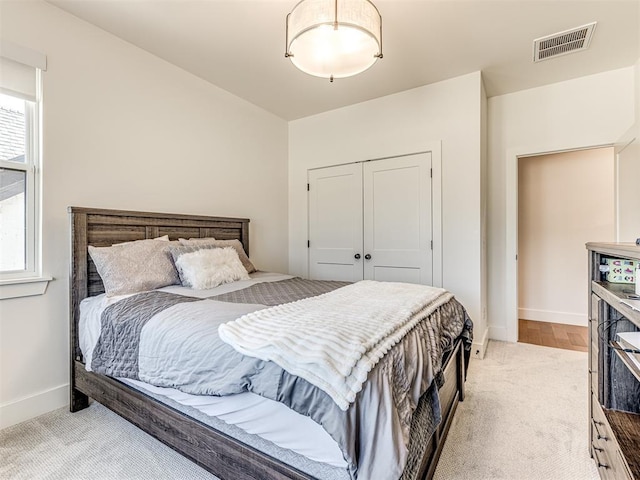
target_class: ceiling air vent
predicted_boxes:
[533,22,597,62]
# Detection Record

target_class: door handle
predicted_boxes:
[364,254,372,260]
[354,254,361,259]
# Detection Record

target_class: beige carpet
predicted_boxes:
[434,340,599,480]
[1,340,599,479]
[0,399,215,480]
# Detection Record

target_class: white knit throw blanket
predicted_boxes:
[218,280,453,411]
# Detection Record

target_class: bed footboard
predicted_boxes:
[70,337,465,480]
[421,339,465,480]
[73,361,312,480]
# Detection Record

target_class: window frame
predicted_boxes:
[0,65,49,297]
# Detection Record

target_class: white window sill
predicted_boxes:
[0,276,53,300]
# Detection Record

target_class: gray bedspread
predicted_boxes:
[211,277,350,305]
[91,278,472,480]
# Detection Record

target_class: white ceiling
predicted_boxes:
[48,0,639,121]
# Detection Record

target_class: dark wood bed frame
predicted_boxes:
[69,206,465,480]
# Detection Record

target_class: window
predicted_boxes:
[1,93,33,274]
[0,42,48,298]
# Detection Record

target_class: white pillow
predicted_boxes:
[179,238,256,273]
[175,247,250,289]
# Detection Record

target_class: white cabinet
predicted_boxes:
[308,153,433,285]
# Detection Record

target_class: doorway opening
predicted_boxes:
[507,145,615,344]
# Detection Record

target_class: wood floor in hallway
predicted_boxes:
[518,318,588,352]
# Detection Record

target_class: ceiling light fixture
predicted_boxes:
[285,0,383,82]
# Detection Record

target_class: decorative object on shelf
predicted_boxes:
[602,258,637,284]
[285,0,383,82]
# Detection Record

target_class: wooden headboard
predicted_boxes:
[68,206,250,362]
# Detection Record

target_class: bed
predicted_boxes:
[69,206,472,480]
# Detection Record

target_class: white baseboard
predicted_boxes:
[0,383,69,430]
[489,325,509,342]
[518,308,587,326]
[471,327,489,359]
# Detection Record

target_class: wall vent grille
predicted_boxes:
[533,22,597,62]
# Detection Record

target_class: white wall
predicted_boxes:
[617,135,640,242]
[289,72,488,356]
[487,67,635,342]
[616,57,640,243]
[0,0,288,428]
[518,148,615,326]
[480,78,488,346]
[636,58,640,121]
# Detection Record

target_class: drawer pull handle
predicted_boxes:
[593,422,609,441]
[592,449,609,469]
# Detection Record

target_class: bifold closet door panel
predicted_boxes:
[308,163,364,282]
[363,153,433,285]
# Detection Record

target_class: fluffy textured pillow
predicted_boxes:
[178,238,256,273]
[168,244,215,285]
[88,239,179,297]
[175,247,250,289]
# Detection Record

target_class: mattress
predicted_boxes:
[79,272,472,480]
[79,272,349,472]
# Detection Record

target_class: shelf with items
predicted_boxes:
[610,341,640,384]
[588,241,640,329]
[592,282,640,329]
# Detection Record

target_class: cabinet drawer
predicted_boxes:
[592,394,612,440]
[591,437,632,480]
[591,419,622,480]
[588,308,599,369]
[589,295,601,366]
[590,370,599,398]
[590,334,598,361]
[591,439,614,479]
[590,345,598,376]
[591,395,633,480]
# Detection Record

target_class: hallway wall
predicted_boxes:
[518,147,615,326]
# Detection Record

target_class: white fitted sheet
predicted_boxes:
[120,378,346,467]
[78,272,347,469]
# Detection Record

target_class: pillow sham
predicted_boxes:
[88,238,179,297]
[115,234,169,245]
[178,238,256,273]
[174,247,250,289]
[177,236,215,243]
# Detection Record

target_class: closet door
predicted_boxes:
[308,163,363,282]
[363,153,433,284]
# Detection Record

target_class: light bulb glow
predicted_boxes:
[286,0,382,80]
